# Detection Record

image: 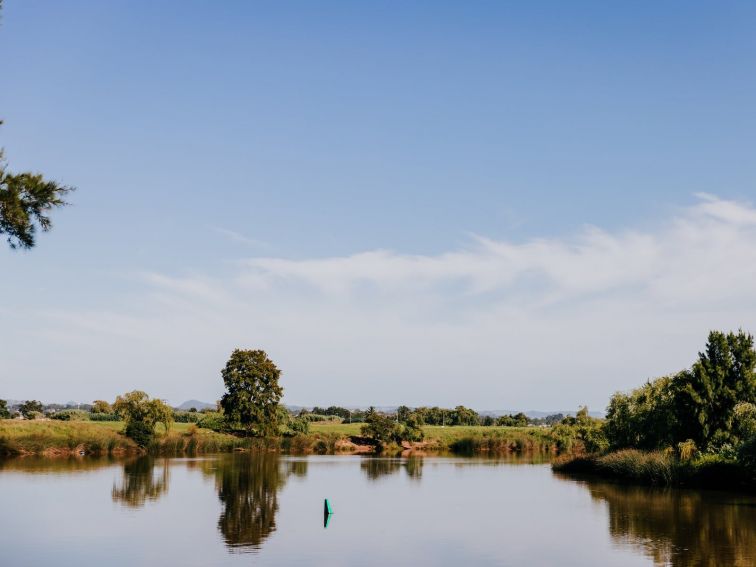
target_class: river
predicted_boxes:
[1,453,754,566]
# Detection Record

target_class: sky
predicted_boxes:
[1,1,756,410]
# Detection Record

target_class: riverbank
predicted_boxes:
[0,420,562,457]
[553,449,755,492]
[0,420,244,456]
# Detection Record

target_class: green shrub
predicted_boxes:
[173,411,203,423]
[300,413,340,422]
[89,412,120,421]
[198,412,227,432]
[738,436,756,470]
[51,409,90,421]
[125,421,154,447]
[289,417,310,434]
[361,411,400,444]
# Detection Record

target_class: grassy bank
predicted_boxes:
[1,420,563,457]
[0,420,138,456]
[553,449,754,491]
[421,425,555,453]
[280,423,560,454]
[0,421,254,457]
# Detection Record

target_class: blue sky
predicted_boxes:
[2,1,756,409]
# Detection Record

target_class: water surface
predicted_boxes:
[1,454,754,566]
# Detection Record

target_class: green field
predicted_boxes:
[309,421,363,435]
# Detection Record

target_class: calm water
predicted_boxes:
[1,453,754,566]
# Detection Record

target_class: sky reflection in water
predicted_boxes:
[1,454,754,566]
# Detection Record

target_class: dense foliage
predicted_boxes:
[0,399,10,419]
[91,400,113,414]
[19,400,43,419]
[173,410,204,423]
[113,391,174,445]
[497,412,529,427]
[89,412,121,421]
[361,408,400,446]
[50,409,90,421]
[310,406,362,422]
[551,406,608,453]
[220,349,284,436]
[601,330,756,480]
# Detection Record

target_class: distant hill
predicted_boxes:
[177,399,215,411]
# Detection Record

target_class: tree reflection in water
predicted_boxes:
[405,455,423,480]
[360,456,424,481]
[202,453,308,552]
[111,457,169,508]
[583,480,756,566]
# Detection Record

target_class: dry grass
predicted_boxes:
[0,420,137,456]
[0,420,252,456]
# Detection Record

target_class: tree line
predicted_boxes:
[602,330,756,468]
[302,404,563,427]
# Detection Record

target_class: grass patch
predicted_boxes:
[553,449,754,490]
[0,420,137,456]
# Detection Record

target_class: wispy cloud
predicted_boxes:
[7,195,756,409]
[212,227,270,250]
[233,194,756,310]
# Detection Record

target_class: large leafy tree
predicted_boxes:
[0,399,10,419]
[361,410,400,445]
[605,376,678,450]
[220,349,284,436]
[674,330,756,447]
[605,330,756,451]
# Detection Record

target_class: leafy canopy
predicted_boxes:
[605,330,756,451]
[92,400,113,414]
[19,400,43,419]
[361,408,400,445]
[220,349,284,436]
[113,390,174,433]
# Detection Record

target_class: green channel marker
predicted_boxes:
[323,498,333,528]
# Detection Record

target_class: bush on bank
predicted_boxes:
[553,449,754,490]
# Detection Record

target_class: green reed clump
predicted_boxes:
[448,429,554,455]
[553,448,754,489]
[89,412,120,422]
[553,450,675,485]
[598,450,675,485]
